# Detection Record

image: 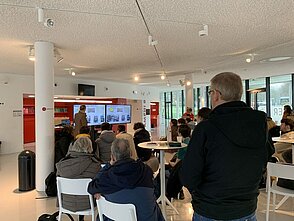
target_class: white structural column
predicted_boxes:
[34,41,54,191]
[185,73,194,110]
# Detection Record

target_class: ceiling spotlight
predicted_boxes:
[148,35,158,46]
[68,69,76,76]
[28,46,35,61]
[179,79,185,86]
[134,76,139,81]
[186,80,192,86]
[160,75,166,80]
[199,24,208,37]
[167,82,171,87]
[246,54,255,63]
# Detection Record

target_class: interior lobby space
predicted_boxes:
[0,153,293,221]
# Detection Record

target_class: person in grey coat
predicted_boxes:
[95,122,116,163]
[56,136,101,221]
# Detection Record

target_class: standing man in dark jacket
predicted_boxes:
[180,72,274,221]
[88,138,164,221]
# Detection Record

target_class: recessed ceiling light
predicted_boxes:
[134,76,139,81]
[246,58,252,63]
[160,75,165,80]
[260,56,292,63]
[71,71,76,76]
[186,81,191,86]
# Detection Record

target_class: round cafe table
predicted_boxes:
[138,141,187,218]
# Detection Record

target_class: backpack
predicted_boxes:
[38,211,74,221]
[45,172,57,197]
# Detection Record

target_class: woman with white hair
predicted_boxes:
[56,136,101,221]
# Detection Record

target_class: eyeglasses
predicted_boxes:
[207,89,222,96]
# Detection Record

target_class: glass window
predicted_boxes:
[270,74,292,124]
[171,90,184,119]
[241,81,246,102]
[249,78,266,113]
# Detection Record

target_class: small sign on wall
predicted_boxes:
[13,110,22,117]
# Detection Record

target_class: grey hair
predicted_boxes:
[210,72,243,101]
[69,136,93,153]
[111,138,131,161]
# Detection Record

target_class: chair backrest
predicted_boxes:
[56,177,94,211]
[96,196,137,221]
[267,162,294,180]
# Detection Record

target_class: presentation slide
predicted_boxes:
[73,104,105,126]
[106,105,131,124]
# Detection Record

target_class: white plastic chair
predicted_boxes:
[266,162,294,221]
[96,196,137,221]
[56,177,95,221]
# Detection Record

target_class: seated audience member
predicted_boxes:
[282,105,292,119]
[76,126,91,139]
[170,119,178,141]
[116,125,138,160]
[277,148,294,190]
[280,118,294,135]
[56,136,101,221]
[186,118,195,130]
[182,107,194,121]
[133,122,152,161]
[54,126,74,166]
[95,122,116,163]
[177,118,186,126]
[88,138,164,221]
[166,124,191,200]
[267,117,280,137]
[196,107,211,123]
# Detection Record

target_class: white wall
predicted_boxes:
[0,73,159,154]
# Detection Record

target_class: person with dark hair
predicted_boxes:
[116,124,138,160]
[280,118,294,135]
[181,72,274,221]
[73,105,87,137]
[267,117,280,137]
[177,118,186,126]
[133,122,152,161]
[56,136,101,221]
[196,107,211,123]
[282,105,292,119]
[54,126,74,166]
[88,138,164,221]
[95,122,115,163]
[166,124,191,200]
[170,119,178,141]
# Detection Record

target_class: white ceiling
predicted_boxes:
[1,0,294,87]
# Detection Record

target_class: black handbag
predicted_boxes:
[38,211,74,221]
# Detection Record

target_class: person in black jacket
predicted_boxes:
[133,122,151,161]
[88,138,164,221]
[180,72,274,221]
[54,126,74,166]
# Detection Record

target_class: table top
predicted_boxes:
[272,137,294,144]
[138,141,187,150]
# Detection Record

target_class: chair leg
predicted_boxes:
[266,190,271,221]
[58,211,62,221]
[275,196,289,210]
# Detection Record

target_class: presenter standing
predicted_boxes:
[73,105,87,137]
